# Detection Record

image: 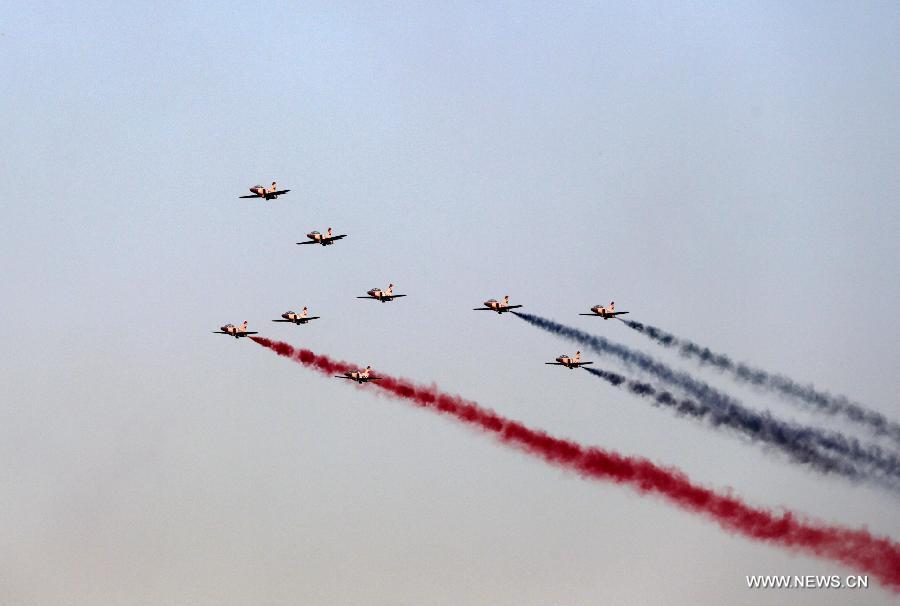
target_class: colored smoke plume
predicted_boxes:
[250,336,900,591]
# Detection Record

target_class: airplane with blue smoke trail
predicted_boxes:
[473,295,523,314]
[579,301,629,319]
[545,351,594,370]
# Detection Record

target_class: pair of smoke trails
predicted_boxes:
[512,313,900,491]
[249,335,900,592]
[621,319,900,444]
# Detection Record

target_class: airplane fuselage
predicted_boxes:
[282,312,310,323]
[482,299,517,313]
[589,306,619,319]
[249,185,279,199]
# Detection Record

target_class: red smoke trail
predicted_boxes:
[250,336,900,591]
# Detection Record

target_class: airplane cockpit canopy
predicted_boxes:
[310,230,320,235]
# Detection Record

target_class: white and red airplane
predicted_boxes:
[358,283,406,302]
[213,321,258,339]
[239,181,290,200]
[297,227,348,246]
[580,301,629,319]
[473,295,523,314]
[272,307,320,325]
[545,351,593,369]
[335,365,382,384]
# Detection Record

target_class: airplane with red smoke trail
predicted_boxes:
[545,351,593,369]
[357,283,407,302]
[272,306,320,325]
[239,181,290,200]
[473,295,523,314]
[297,227,347,246]
[213,320,258,339]
[579,301,629,319]
[335,365,382,383]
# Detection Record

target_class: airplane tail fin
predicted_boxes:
[503,295,509,306]
[609,301,615,312]
[301,307,308,317]
[240,321,248,332]
[387,284,394,296]
[574,351,581,363]
[327,227,332,237]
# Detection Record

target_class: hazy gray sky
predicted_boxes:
[2,1,898,604]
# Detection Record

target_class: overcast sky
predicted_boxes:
[2,1,898,604]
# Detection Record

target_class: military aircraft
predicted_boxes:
[213,321,258,339]
[473,295,523,314]
[272,307,320,325]
[357,283,406,302]
[579,301,629,319]
[239,181,290,200]
[297,227,348,246]
[335,366,382,384]
[545,351,593,369]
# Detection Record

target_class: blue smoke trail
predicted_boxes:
[621,319,900,444]
[583,367,881,487]
[515,312,900,490]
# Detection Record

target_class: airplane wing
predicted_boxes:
[544,362,565,365]
[610,312,630,316]
[472,307,493,311]
[388,294,407,299]
[307,316,321,320]
[357,296,378,299]
[296,241,317,245]
[271,319,293,322]
[212,331,230,334]
[334,375,353,379]
[323,234,347,243]
[505,305,523,310]
[576,362,594,366]
[238,195,259,198]
[272,189,290,196]
[238,331,259,336]
[578,313,598,316]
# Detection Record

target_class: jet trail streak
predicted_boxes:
[512,313,900,490]
[249,336,900,593]
[621,319,900,444]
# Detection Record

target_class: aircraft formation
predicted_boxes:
[217,181,629,381]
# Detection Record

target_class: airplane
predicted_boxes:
[297,227,348,246]
[335,365,382,384]
[545,351,593,369]
[579,301,629,319]
[357,283,406,302]
[272,306,320,325]
[212,321,258,339]
[239,181,290,200]
[473,295,523,314]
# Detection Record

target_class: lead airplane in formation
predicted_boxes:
[335,366,381,383]
[272,307,320,325]
[580,301,629,319]
[297,227,348,246]
[213,321,258,339]
[239,181,290,200]
[545,351,593,369]
[473,295,523,314]
[358,283,406,302]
